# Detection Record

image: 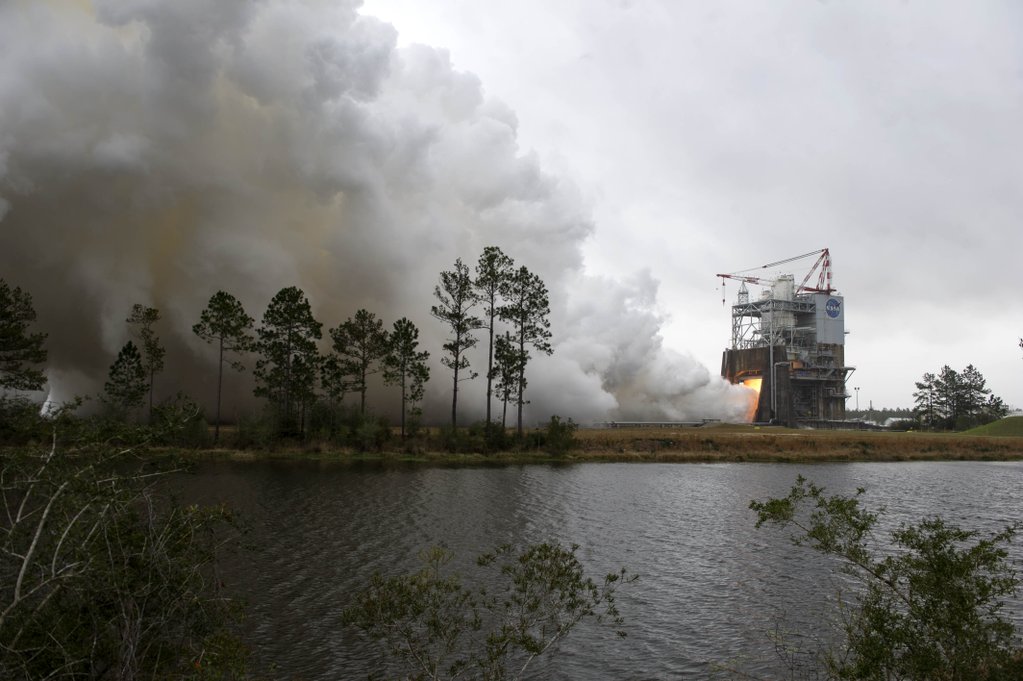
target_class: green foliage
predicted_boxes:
[193,290,256,443]
[0,279,48,391]
[343,543,634,681]
[102,340,148,417]
[499,266,552,436]
[914,365,1006,431]
[493,331,526,429]
[0,396,51,445]
[233,409,279,450]
[432,258,483,429]
[253,286,322,437]
[751,476,1023,680]
[475,246,515,424]
[319,353,350,409]
[384,317,431,440]
[0,435,244,679]
[307,402,392,452]
[352,413,392,452]
[127,303,167,418]
[540,415,577,455]
[329,308,390,415]
[150,392,210,447]
[435,421,491,454]
[193,291,257,366]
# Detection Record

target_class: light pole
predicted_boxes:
[855,386,860,412]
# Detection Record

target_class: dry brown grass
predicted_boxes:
[566,424,1023,463]
[193,423,1023,464]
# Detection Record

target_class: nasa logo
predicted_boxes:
[826,298,841,318]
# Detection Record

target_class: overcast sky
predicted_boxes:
[1,0,1020,420]
[361,0,1023,410]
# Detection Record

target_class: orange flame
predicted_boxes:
[740,378,762,422]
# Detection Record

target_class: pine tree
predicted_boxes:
[253,287,322,437]
[383,318,430,440]
[329,309,390,416]
[0,279,47,391]
[932,365,960,429]
[192,291,255,443]
[431,259,483,430]
[493,331,526,429]
[917,364,1004,430]
[500,266,552,436]
[126,304,166,420]
[103,341,147,416]
[475,246,514,424]
[913,372,937,429]
[959,364,991,423]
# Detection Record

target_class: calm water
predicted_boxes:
[177,460,1023,679]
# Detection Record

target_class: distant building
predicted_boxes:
[718,250,854,427]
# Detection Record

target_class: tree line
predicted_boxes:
[913,364,1009,430]
[0,246,554,447]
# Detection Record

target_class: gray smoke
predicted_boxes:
[0,0,752,424]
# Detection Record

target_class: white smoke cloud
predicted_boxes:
[0,0,752,423]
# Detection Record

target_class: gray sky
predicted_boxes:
[362,0,1023,410]
[1,0,1020,420]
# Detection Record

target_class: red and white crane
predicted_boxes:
[716,248,834,305]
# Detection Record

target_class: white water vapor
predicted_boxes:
[0,0,752,423]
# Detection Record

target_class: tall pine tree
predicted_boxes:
[474,246,514,424]
[126,304,165,420]
[500,266,552,436]
[329,309,390,416]
[254,287,322,437]
[383,317,430,439]
[493,331,526,429]
[103,341,147,418]
[431,258,482,430]
[193,291,255,443]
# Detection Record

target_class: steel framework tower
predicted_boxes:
[718,249,854,426]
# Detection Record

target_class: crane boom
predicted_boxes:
[716,248,834,305]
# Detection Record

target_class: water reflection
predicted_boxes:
[177,460,1023,680]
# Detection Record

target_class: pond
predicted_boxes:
[177,460,1023,679]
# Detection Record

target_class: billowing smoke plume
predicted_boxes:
[0,0,752,424]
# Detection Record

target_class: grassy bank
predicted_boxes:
[562,423,1023,462]
[191,422,1023,464]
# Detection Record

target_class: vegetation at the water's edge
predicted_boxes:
[0,410,244,680]
[750,476,1023,680]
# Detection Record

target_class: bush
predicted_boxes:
[751,476,1023,680]
[233,410,278,450]
[0,437,244,679]
[343,543,634,680]
[0,395,50,445]
[352,414,391,452]
[151,392,209,448]
[543,414,577,455]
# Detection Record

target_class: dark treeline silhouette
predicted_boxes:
[0,246,573,454]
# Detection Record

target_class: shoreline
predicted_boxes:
[184,426,1023,465]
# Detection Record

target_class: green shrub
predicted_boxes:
[0,438,244,679]
[751,476,1023,680]
[0,395,49,445]
[151,392,209,448]
[542,414,577,455]
[233,410,278,450]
